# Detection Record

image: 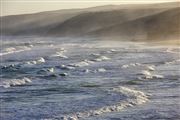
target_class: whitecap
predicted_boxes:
[47,68,54,73]
[90,53,100,57]
[0,77,32,88]
[1,64,16,69]
[49,44,54,47]
[59,73,68,76]
[83,59,94,64]
[82,69,90,73]
[0,46,31,56]
[112,86,147,100]
[93,56,110,62]
[0,47,16,56]
[51,52,68,58]
[56,48,67,53]
[146,65,155,71]
[138,76,153,80]
[121,63,142,68]
[152,74,164,79]
[59,48,66,51]
[121,64,129,68]
[96,68,106,72]
[37,57,45,63]
[135,63,142,66]
[22,58,45,67]
[4,47,16,52]
[25,60,37,65]
[110,49,117,52]
[59,64,75,70]
[37,67,55,74]
[107,49,117,53]
[54,86,148,120]
[138,73,164,80]
[28,44,34,47]
[68,60,93,67]
[138,70,152,76]
[69,61,89,67]
[23,77,32,82]
[129,63,136,66]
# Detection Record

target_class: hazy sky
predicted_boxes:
[1,0,179,16]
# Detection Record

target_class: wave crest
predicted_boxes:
[53,86,149,120]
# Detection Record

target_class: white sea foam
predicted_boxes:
[22,57,45,67]
[37,57,46,63]
[68,60,94,67]
[83,69,90,73]
[37,68,55,74]
[4,47,16,52]
[59,73,68,76]
[139,70,152,76]
[137,70,153,80]
[146,65,155,71]
[49,44,54,47]
[112,87,148,102]
[152,74,164,79]
[47,68,54,73]
[110,49,117,52]
[107,49,117,53]
[56,48,67,53]
[93,56,110,62]
[59,64,75,70]
[96,68,106,72]
[69,61,90,67]
[121,63,156,73]
[25,61,37,65]
[0,77,32,88]
[83,59,95,64]
[54,86,148,120]
[59,48,66,51]
[1,64,16,69]
[90,53,100,57]
[51,52,68,58]
[138,72,164,80]
[28,44,34,47]
[121,64,129,68]
[121,63,142,68]
[0,47,31,56]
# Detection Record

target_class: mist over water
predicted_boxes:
[0,36,180,120]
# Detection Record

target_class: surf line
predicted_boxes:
[52,86,149,120]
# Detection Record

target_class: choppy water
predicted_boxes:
[0,36,180,120]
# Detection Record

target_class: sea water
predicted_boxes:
[0,36,179,120]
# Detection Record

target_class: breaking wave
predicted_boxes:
[52,86,149,120]
[0,77,32,88]
[0,46,31,56]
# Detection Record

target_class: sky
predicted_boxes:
[1,0,179,16]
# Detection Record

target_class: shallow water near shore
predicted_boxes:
[0,36,180,120]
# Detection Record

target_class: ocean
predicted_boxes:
[0,36,179,120]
